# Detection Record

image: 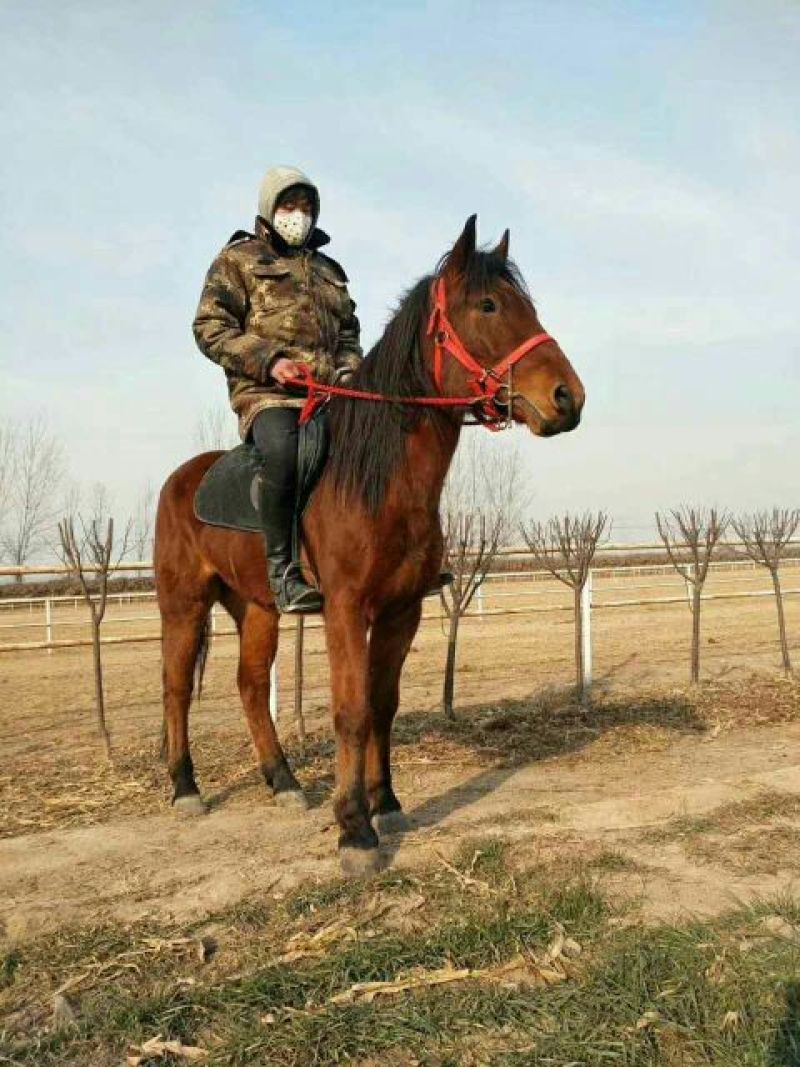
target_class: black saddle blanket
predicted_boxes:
[194,410,330,533]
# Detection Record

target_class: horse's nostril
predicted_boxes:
[553,384,573,414]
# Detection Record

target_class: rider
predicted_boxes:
[193,165,362,614]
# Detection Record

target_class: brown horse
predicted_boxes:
[154,216,584,875]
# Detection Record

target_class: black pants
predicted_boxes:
[251,407,300,502]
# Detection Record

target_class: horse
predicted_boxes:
[154,215,585,876]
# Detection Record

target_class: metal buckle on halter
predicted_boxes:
[483,366,514,431]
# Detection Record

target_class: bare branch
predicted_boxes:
[439,506,505,718]
[655,506,729,682]
[0,422,14,520]
[0,417,65,568]
[520,512,609,591]
[130,482,156,560]
[193,407,237,451]
[731,509,800,572]
[57,507,123,759]
[732,508,800,674]
[520,512,609,702]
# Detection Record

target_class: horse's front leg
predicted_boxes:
[325,595,381,876]
[366,599,422,836]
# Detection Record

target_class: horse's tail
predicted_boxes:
[159,610,212,761]
[194,611,212,699]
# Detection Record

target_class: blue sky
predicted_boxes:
[2,1,798,537]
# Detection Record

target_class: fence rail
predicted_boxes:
[2,554,797,726]
[1,558,797,658]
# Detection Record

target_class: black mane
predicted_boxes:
[327,248,529,513]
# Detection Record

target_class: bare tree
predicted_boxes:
[655,507,729,684]
[0,418,65,571]
[86,482,111,531]
[442,433,531,547]
[46,481,82,560]
[437,435,531,718]
[58,515,132,759]
[0,423,14,519]
[440,511,504,718]
[194,406,237,451]
[520,512,609,702]
[131,482,156,561]
[732,509,800,675]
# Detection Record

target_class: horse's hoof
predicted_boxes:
[372,810,410,837]
[340,847,383,879]
[173,794,208,818]
[275,790,309,812]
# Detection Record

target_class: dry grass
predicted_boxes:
[689,825,800,876]
[645,789,800,876]
[3,842,800,1066]
[647,789,800,842]
[1,674,798,840]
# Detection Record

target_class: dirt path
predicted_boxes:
[3,720,799,942]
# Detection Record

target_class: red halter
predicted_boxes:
[426,276,555,428]
[289,274,556,429]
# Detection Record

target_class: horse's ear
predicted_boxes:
[494,228,510,262]
[446,214,477,276]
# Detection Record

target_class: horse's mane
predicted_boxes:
[327,246,530,513]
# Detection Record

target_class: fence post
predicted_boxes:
[270,658,279,724]
[294,617,306,745]
[684,563,694,609]
[476,579,485,617]
[580,569,593,692]
[45,597,53,654]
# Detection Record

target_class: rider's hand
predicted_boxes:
[269,357,302,385]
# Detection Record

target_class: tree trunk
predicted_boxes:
[690,584,702,684]
[574,584,584,701]
[90,614,112,759]
[443,610,461,719]
[294,616,306,748]
[770,567,792,675]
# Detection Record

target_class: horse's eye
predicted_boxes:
[480,297,497,313]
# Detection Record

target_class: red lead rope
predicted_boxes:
[286,363,482,426]
[286,276,555,429]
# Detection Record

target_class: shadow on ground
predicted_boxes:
[392,686,705,765]
[369,688,706,864]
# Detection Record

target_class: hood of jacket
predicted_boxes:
[257,165,320,226]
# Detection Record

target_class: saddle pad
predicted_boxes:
[193,409,330,533]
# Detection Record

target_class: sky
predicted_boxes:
[1,0,798,542]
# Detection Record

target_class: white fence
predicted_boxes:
[1,555,798,722]
[2,556,798,662]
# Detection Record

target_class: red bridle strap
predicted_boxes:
[426,277,554,417]
[287,275,556,428]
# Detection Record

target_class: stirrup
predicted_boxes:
[425,571,455,596]
[274,563,324,615]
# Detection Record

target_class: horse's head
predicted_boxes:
[434,215,584,436]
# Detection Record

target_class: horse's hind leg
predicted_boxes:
[222,589,307,809]
[366,600,422,837]
[162,602,213,816]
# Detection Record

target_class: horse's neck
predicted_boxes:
[392,417,462,513]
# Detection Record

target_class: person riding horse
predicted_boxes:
[193,166,362,614]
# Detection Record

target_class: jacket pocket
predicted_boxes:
[251,266,295,314]
[313,269,350,319]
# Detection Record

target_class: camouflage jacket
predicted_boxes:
[193,221,362,438]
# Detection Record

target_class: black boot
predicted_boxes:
[252,408,323,615]
[261,490,324,613]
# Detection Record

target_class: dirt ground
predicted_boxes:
[1,570,799,946]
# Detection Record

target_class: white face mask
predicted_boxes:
[272,208,313,247]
